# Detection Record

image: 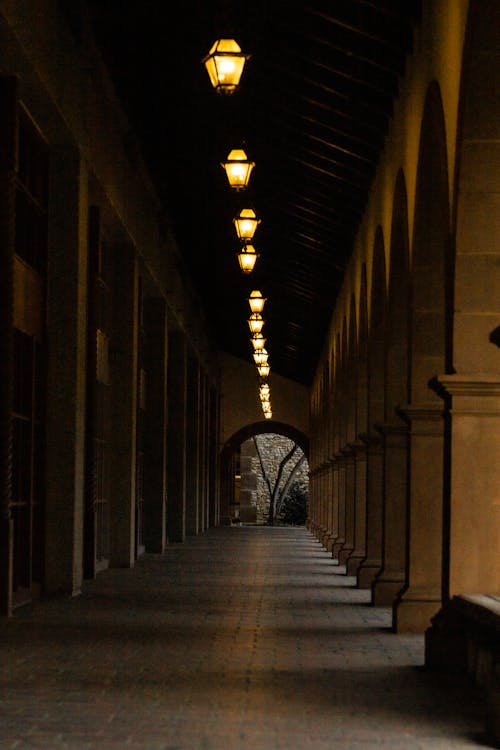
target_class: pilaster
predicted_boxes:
[393,403,444,632]
[372,421,408,607]
[143,297,168,553]
[0,76,17,615]
[332,453,347,558]
[186,354,201,535]
[109,242,138,568]
[45,145,88,594]
[357,431,384,589]
[346,441,367,576]
[167,329,187,542]
[338,447,356,564]
[437,375,500,595]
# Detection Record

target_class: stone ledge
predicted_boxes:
[425,594,500,747]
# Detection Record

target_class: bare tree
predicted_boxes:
[252,436,306,525]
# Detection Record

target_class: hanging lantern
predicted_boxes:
[222,149,255,190]
[237,244,258,274]
[253,348,268,365]
[248,289,266,314]
[247,312,264,335]
[202,39,250,95]
[259,383,270,398]
[251,332,266,351]
[233,208,260,241]
[257,362,270,378]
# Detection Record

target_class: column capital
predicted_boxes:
[435,374,500,414]
[341,444,355,460]
[374,421,408,437]
[346,440,368,457]
[397,402,444,423]
[358,430,383,447]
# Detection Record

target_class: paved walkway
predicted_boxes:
[0,526,487,749]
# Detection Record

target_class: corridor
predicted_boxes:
[0,526,486,750]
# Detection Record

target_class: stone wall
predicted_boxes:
[246,434,309,524]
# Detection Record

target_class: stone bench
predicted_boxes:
[425,594,500,747]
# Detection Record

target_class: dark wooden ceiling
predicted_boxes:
[84,0,421,385]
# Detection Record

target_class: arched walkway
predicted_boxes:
[0,525,485,748]
[219,422,310,525]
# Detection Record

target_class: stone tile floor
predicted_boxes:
[0,526,490,749]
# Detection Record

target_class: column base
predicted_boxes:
[393,596,441,633]
[357,561,381,590]
[332,537,345,557]
[372,575,405,607]
[346,553,365,576]
[338,544,354,565]
[0,516,13,617]
[324,534,338,553]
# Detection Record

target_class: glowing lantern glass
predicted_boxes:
[247,313,264,334]
[260,383,270,398]
[251,333,266,351]
[237,244,258,274]
[222,149,255,190]
[203,39,249,95]
[264,411,273,420]
[253,348,268,365]
[233,208,260,241]
[248,290,266,314]
[257,362,270,378]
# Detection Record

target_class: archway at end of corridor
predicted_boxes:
[219,421,310,527]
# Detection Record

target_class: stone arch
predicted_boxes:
[438,0,500,597]
[221,421,309,461]
[394,81,451,631]
[357,228,387,587]
[452,0,500,376]
[356,264,369,436]
[219,421,309,526]
[347,264,369,575]
[410,81,451,402]
[368,227,387,429]
[339,296,359,565]
[387,169,411,417]
[372,168,411,608]
[346,294,358,443]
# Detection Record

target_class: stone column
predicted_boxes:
[208,386,218,528]
[0,76,16,615]
[197,371,207,532]
[357,433,384,589]
[109,243,138,568]
[339,447,356,564]
[322,461,335,551]
[45,145,88,595]
[372,422,408,606]
[393,404,444,632]
[167,329,187,542]
[438,376,500,595]
[310,465,318,533]
[346,441,367,575]
[318,464,327,545]
[186,354,200,535]
[328,459,340,553]
[239,439,258,523]
[143,297,168,553]
[202,376,210,531]
[332,453,347,558]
